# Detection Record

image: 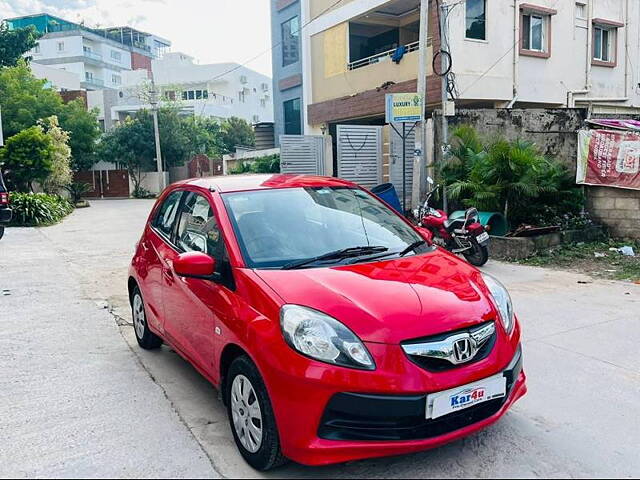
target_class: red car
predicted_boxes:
[128,174,526,471]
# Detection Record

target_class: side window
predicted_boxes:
[176,192,225,261]
[154,191,183,239]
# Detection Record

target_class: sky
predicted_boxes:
[0,0,274,76]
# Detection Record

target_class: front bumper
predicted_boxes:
[0,207,12,224]
[319,346,522,442]
[260,327,526,467]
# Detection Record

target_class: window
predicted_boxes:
[165,91,176,101]
[522,15,545,52]
[112,74,122,85]
[154,191,183,239]
[57,41,65,52]
[283,98,301,135]
[282,16,300,66]
[576,2,587,20]
[238,91,246,103]
[260,99,266,108]
[111,50,122,62]
[593,26,614,63]
[188,90,195,100]
[196,90,203,100]
[85,72,94,81]
[203,90,209,99]
[182,91,188,100]
[465,0,486,40]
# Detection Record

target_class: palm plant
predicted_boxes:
[445,128,580,227]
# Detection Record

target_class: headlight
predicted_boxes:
[280,305,375,370]
[482,274,514,333]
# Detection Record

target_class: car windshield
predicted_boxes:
[222,186,429,269]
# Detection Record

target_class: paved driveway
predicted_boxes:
[2,199,639,478]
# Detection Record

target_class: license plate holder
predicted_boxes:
[426,374,506,420]
[476,232,490,245]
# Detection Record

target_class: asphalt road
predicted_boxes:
[1,199,639,478]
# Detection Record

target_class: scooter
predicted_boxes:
[416,179,490,267]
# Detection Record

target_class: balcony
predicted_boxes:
[83,76,105,89]
[83,49,103,62]
[348,40,421,71]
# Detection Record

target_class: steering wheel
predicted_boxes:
[245,235,281,256]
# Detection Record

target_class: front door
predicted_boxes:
[162,191,234,379]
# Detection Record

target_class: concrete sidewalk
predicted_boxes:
[0,226,219,478]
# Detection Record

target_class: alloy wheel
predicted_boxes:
[133,294,146,339]
[231,374,263,453]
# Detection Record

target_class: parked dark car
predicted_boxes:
[0,172,12,240]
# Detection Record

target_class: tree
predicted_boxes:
[0,126,54,192]
[0,22,41,68]
[97,117,156,193]
[220,117,255,154]
[0,62,100,170]
[58,99,101,171]
[0,61,62,139]
[39,116,72,194]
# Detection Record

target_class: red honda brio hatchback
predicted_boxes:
[128,174,526,471]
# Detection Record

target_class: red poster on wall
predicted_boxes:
[577,129,640,190]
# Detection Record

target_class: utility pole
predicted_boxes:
[0,105,4,147]
[149,80,165,193]
[439,0,449,213]
[412,0,430,210]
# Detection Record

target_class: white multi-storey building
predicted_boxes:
[98,52,274,127]
[7,14,171,91]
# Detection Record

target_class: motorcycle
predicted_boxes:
[416,179,490,267]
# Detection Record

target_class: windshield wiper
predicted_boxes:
[347,240,428,265]
[399,240,427,257]
[282,246,388,270]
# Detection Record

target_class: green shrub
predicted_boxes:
[64,182,92,204]
[443,126,584,229]
[9,192,73,226]
[230,154,280,175]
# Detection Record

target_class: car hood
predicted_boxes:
[254,249,497,344]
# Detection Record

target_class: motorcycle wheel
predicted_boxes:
[463,241,489,267]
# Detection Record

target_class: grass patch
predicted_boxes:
[516,239,640,282]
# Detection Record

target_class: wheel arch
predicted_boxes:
[219,343,250,406]
[128,276,139,305]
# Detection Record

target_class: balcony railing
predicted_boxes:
[84,77,105,87]
[83,50,103,61]
[348,40,426,71]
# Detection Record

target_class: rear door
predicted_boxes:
[144,190,184,335]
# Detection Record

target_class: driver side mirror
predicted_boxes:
[174,252,219,280]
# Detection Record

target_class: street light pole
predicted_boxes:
[412,0,430,209]
[149,81,165,193]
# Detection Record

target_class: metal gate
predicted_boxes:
[280,135,326,175]
[74,170,130,198]
[389,123,416,208]
[337,125,382,188]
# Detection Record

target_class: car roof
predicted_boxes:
[174,174,358,194]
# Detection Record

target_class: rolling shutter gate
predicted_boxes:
[279,135,326,175]
[336,125,383,188]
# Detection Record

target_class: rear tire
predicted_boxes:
[226,355,287,471]
[131,286,163,350]
[463,241,489,267]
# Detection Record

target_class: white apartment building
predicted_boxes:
[301,0,640,134]
[7,14,171,91]
[95,52,274,128]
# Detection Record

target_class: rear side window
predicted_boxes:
[154,191,183,239]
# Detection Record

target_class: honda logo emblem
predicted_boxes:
[453,338,474,363]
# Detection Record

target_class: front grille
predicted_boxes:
[318,346,522,442]
[401,321,497,372]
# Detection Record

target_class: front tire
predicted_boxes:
[131,286,163,350]
[226,355,287,471]
[463,241,489,267]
